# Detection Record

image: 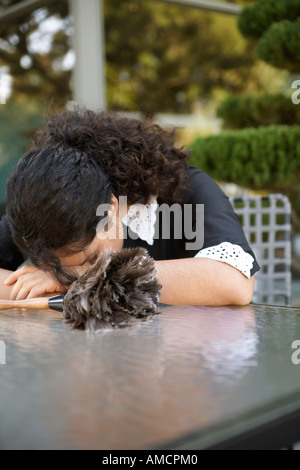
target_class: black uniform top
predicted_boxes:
[0,166,260,277]
[0,215,24,271]
[123,167,260,278]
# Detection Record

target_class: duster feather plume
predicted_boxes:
[63,247,162,331]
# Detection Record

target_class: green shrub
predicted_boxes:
[188,125,300,192]
[257,18,300,72]
[238,0,300,39]
[217,94,300,129]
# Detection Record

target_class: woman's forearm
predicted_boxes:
[155,258,255,306]
[0,259,255,306]
[0,269,14,300]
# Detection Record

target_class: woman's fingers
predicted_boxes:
[26,284,48,300]
[10,275,38,301]
[9,276,25,300]
[4,265,37,286]
[8,268,45,301]
[7,267,65,301]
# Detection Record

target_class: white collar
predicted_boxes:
[122,196,158,245]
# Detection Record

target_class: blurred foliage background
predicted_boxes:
[1,0,262,113]
[0,0,287,199]
[0,0,300,256]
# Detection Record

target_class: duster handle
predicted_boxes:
[0,297,50,311]
[0,293,66,312]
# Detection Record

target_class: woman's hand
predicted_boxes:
[4,265,67,301]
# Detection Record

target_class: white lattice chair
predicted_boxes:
[230,194,292,306]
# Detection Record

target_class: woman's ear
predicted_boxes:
[112,194,129,220]
[111,195,119,212]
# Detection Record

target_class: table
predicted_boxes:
[0,303,300,450]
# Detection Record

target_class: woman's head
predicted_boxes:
[7,146,114,284]
[7,109,189,283]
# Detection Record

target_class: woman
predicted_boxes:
[0,109,259,305]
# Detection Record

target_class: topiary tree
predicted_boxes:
[238,0,300,40]
[189,126,300,194]
[238,0,300,73]
[191,0,300,188]
[217,94,300,129]
[189,0,300,236]
[217,0,300,130]
[257,17,300,73]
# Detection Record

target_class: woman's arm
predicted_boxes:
[156,258,255,306]
[1,257,255,306]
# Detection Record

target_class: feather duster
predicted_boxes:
[63,247,162,331]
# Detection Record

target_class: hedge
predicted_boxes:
[257,18,300,72]
[238,0,300,39]
[216,94,300,129]
[188,125,300,192]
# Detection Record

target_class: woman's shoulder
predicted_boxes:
[183,166,226,204]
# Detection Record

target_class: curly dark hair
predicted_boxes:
[6,109,190,285]
[33,109,190,205]
[7,146,113,285]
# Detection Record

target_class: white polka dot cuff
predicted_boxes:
[195,242,255,278]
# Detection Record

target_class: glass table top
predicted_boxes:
[0,303,300,450]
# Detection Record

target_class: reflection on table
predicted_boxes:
[0,303,299,450]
